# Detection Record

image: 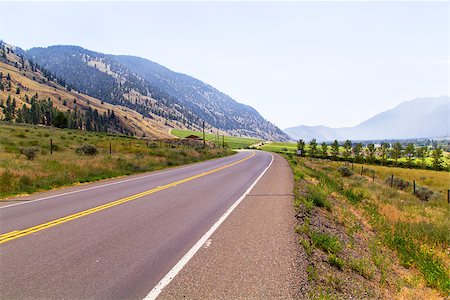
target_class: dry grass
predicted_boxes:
[0,61,175,138]
[286,154,449,299]
[0,123,232,199]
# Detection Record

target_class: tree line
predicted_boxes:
[1,94,133,135]
[296,138,447,171]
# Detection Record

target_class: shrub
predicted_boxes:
[311,231,342,254]
[75,144,98,155]
[414,185,434,201]
[343,188,365,204]
[337,166,353,177]
[19,146,39,160]
[307,187,331,210]
[328,254,344,270]
[385,176,410,190]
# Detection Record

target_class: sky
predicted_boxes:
[0,1,448,129]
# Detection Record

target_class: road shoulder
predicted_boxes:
[158,153,306,299]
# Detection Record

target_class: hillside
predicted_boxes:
[284,96,449,141]
[17,44,288,141]
[0,43,178,138]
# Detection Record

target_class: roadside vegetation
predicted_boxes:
[259,139,449,171]
[171,129,261,149]
[286,153,449,299]
[0,123,233,199]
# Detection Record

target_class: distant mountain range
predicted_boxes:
[284,96,449,141]
[13,44,288,141]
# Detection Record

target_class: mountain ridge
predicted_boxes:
[284,96,449,141]
[16,44,288,141]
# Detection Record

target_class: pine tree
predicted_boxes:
[297,139,305,156]
[343,140,352,159]
[321,142,328,158]
[404,143,415,166]
[392,142,403,164]
[331,140,340,159]
[431,146,443,170]
[309,138,318,157]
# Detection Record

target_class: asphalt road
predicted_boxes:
[0,150,275,299]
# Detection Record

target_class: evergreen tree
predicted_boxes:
[431,146,443,170]
[392,142,403,164]
[416,146,428,167]
[343,140,352,159]
[297,139,305,156]
[320,142,328,158]
[331,140,340,159]
[404,143,415,166]
[309,138,318,157]
[366,143,376,162]
[379,142,389,164]
[353,142,363,162]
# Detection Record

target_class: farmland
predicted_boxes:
[171,129,261,149]
[0,123,232,199]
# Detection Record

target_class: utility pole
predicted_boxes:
[202,121,206,149]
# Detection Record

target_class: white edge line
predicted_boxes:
[0,152,245,210]
[143,152,274,300]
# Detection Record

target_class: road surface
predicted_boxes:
[0,150,300,299]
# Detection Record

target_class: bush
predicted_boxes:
[307,187,331,210]
[414,185,434,201]
[75,144,98,155]
[385,176,410,190]
[19,146,39,160]
[328,254,344,270]
[337,166,353,177]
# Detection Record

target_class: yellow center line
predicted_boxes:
[0,152,256,245]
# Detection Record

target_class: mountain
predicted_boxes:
[0,42,174,138]
[16,45,288,141]
[284,96,449,141]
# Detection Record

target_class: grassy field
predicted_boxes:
[0,123,233,199]
[258,142,297,152]
[171,129,261,149]
[285,154,449,298]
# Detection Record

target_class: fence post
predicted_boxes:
[448,189,449,204]
[361,166,363,175]
[372,172,375,182]
[390,174,394,188]
[50,138,53,155]
[109,142,112,155]
[413,180,416,194]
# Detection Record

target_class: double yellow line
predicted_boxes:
[0,152,256,245]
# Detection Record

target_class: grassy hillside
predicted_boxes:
[0,123,232,199]
[285,155,449,298]
[0,50,177,138]
[171,129,261,149]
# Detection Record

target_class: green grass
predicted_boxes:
[286,155,450,295]
[328,254,345,270]
[311,230,343,254]
[258,142,297,152]
[350,257,376,280]
[0,123,233,199]
[170,129,261,149]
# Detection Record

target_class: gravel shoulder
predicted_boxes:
[159,153,306,299]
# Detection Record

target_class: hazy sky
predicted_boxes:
[0,1,448,128]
